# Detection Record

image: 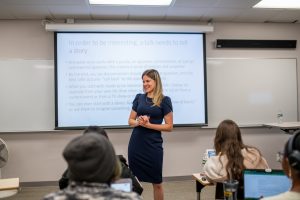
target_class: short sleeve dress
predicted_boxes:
[128,93,173,184]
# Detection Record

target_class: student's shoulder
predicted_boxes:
[42,190,65,200]
[112,190,142,200]
[261,191,299,200]
[205,154,225,167]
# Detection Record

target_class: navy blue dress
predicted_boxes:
[128,93,173,183]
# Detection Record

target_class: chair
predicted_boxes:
[193,173,243,200]
[192,173,213,200]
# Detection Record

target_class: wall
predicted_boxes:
[0,20,299,182]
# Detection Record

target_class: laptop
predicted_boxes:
[206,149,216,158]
[243,169,291,200]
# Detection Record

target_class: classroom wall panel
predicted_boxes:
[0,20,299,182]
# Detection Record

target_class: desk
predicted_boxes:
[0,178,19,198]
[192,173,213,200]
[264,122,300,134]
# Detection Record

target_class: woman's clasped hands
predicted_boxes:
[136,115,150,127]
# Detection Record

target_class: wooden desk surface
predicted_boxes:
[0,178,19,191]
[192,173,213,186]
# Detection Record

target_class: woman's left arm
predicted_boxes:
[141,112,173,132]
[203,156,228,183]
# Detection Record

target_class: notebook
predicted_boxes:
[0,178,19,191]
[243,169,291,200]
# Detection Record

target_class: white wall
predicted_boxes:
[0,20,299,182]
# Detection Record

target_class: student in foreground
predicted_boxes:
[203,119,269,183]
[262,131,300,200]
[58,126,143,195]
[43,133,142,200]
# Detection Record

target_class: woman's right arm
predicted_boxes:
[128,109,139,127]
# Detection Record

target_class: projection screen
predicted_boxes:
[55,32,207,129]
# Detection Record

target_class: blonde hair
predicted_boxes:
[142,69,164,107]
[111,157,122,182]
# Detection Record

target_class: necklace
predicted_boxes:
[145,95,153,104]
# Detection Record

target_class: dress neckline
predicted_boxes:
[145,93,153,99]
[145,95,153,104]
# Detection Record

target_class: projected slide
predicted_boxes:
[55,32,206,128]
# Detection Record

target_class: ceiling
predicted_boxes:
[0,0,300,23]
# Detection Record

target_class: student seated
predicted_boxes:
[43,133,141,200]
[202,119,269,198]
[261,130,300,200]
[58,126,143,195]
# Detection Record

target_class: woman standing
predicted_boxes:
[128,69,173,200]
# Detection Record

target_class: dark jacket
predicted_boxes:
[58,155,143,195]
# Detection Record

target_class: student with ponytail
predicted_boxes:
[203,119,269,183]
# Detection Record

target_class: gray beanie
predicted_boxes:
[63,133,117,183]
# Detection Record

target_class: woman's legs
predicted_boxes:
[153,183,163,200]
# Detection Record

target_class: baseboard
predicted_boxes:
[163,175,193,181]
[20,176,193,187]
[21,181,58,187]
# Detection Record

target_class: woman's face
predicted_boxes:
[143,75,156,94]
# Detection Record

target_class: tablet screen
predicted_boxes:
[111,178,132,192]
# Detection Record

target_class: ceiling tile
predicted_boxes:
[0,0,299,23]
[1,0,86,5]
[0,6,15,19]
[214,0,261,8]
[128,6,167,20]
[269,10,300,23]
[203,8,245,22]
[128,15,165,20]
[8,5,52,19]
[232,8,282,23]
[48,5,90,19]
[165,15,202,21]
[128,6,167,17]
[90,6,129,19]
[166,7,204,18]
[173,0,218,8]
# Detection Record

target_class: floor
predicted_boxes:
[5,180,216,200]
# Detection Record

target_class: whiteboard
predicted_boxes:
[0,60,54,131]
[207,58,298,126]
[0,58,298,131]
